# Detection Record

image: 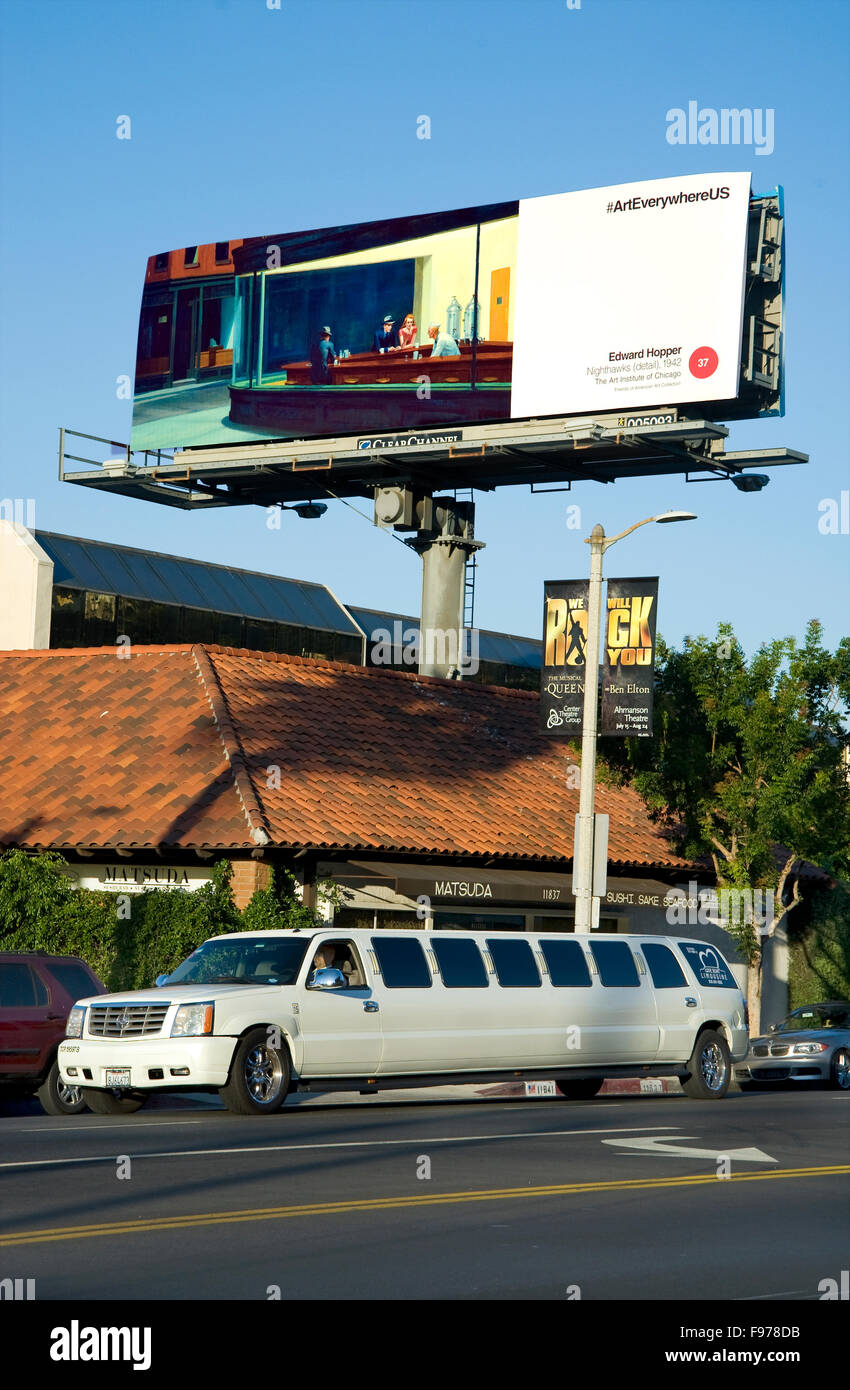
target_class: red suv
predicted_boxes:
[0,952,107,1115]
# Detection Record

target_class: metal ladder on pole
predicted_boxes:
[454,487,477,631]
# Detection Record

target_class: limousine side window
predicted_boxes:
[641,943,688,989]
[307,939,367,988]
[370,936,432,989]
[431,937,489,988]
[677,942,737,989]
[485,938,541,988]
[540,939,592,988]
[590,940,640,988]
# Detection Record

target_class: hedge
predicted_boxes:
[787,881,850,1009]
[0,850,329,992]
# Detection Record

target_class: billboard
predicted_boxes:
[130,172,756,455]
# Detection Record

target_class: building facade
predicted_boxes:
[0,641,776,1008]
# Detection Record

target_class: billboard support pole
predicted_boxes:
[411,498,484,679]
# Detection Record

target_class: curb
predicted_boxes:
[479,1077,683,1098]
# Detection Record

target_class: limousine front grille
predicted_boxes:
[88,1004,169,1038]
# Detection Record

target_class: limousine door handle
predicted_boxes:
[685,996,698,1008]
[363,1001,379,1013]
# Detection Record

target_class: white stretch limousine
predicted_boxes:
[58,929,748,1114]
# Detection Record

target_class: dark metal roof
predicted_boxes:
[32,531,539,666]
[347,606,541,669]
[36,532,362,636]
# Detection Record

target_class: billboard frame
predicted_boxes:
[59,415,807,511]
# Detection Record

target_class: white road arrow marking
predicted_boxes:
[602,1134,777,1163]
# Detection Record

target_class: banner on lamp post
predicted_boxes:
[600,577,659,737]
[539,580,589,735]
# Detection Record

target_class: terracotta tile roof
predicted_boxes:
[0,644,694,868]
[0,647,254,850]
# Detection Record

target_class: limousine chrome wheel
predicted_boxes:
[220,1028,290,1114]
[681,1029,731,1100]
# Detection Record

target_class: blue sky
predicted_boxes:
[1,0,848,654]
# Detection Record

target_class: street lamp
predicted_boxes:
[573,510,697,931]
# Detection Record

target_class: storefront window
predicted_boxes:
[373,911,420,931]
[433,912,526,932]
[333,908,377,932]
[532,915,574,933]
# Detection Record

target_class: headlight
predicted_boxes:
[171,1003,214,1037]
[66,1006,86,1038]
[790,1042,827,1055]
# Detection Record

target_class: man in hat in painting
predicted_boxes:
[309,326,336,384]
[373,314,399,353]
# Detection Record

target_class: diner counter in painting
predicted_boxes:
[275,341,513,386]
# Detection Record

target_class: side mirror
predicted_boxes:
[309,967,346,991]
[155,974,170,988]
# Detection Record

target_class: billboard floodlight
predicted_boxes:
[731,474,770,493]
[290,502,327,519]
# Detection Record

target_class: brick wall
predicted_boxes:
[230,857,271,910]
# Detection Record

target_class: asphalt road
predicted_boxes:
[0,1087,847,1302]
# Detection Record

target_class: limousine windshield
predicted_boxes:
[166,937,310,987]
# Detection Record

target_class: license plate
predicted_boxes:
[525,1080,557,1097]
[105,1069,131,1087]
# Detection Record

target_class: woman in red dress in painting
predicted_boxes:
[397,313,418,349]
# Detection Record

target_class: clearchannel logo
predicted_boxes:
[357,430,462,451]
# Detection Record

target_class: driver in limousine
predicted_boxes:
[310,944,336,978]
[310,942,362,987]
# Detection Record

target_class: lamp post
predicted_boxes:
[572,510,697,932]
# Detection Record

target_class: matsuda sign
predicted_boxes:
[68,865,212,894]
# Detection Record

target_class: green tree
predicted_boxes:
[241,866,341,933]
[0,848,117,982]
[605,620,850,1033]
